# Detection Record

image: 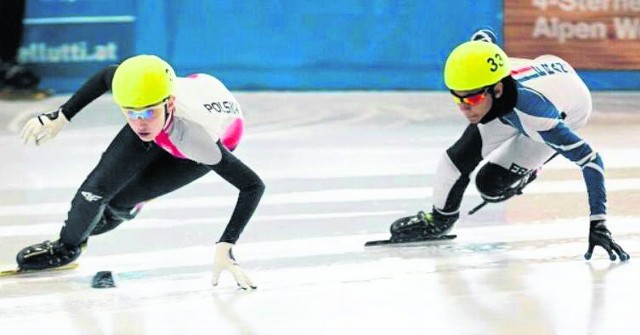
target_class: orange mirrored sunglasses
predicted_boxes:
[450,86,491,106]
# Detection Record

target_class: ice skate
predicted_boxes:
[91,202,146,236]
[16,240,83,271]
[468,168,540,215]
[366,210,458,246]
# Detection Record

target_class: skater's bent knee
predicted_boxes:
[476,163,520,198]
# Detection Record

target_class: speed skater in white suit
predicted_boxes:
[385,29,629,262]
[16,55,264,289]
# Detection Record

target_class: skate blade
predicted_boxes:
[0,263,79,277]
[365,234,457,247]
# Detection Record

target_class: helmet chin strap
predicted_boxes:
[162,101,174,128]
[488,85,497,99]
[479,84,501,124]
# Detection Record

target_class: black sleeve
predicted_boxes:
[59,65,118,120]
[209,142,265,244]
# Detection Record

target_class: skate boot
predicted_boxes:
[482,168,539,204]
[512,169,538,196]
[389,209,459,243]
[91,202,145,236]
[469,169,540,214]
[470,28,497,43]
[16,240,83,270]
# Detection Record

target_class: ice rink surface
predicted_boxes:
[1,92,640,334]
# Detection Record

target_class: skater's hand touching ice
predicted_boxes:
[584,220,630,262]
[211,242,256,290]
[21,108,69,145]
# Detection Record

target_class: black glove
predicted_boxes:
[584,220,630,262]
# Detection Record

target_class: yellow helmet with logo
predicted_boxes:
[444,41,511,91]
[112,55,176,108]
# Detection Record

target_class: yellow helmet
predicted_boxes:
[112,55,176,108]
[444,41,510,91]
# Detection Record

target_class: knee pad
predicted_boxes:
[475,162,525,202]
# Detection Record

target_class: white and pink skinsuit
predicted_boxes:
[155,73,245,165]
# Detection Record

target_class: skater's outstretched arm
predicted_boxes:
[60,65,118,120]
[209,141,265,244]
[20,65,118,145]
[208,141,265,289]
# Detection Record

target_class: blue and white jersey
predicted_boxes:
[432,55,605,221]
[505,56,605,219]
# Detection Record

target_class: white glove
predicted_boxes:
[211,242,256,290]
[20,108,69,146]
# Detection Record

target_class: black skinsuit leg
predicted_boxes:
[90,145,211,236]
[100,141,264,244]
[60,125,166,246]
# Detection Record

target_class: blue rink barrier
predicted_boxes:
[20,0,640,93]
[21,0,134,93]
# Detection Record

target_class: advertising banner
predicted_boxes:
[20,0,134,87]
[505,0,640,69]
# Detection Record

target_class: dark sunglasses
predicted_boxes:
[450,86,492,106]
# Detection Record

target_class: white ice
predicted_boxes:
[1,92,640,335]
